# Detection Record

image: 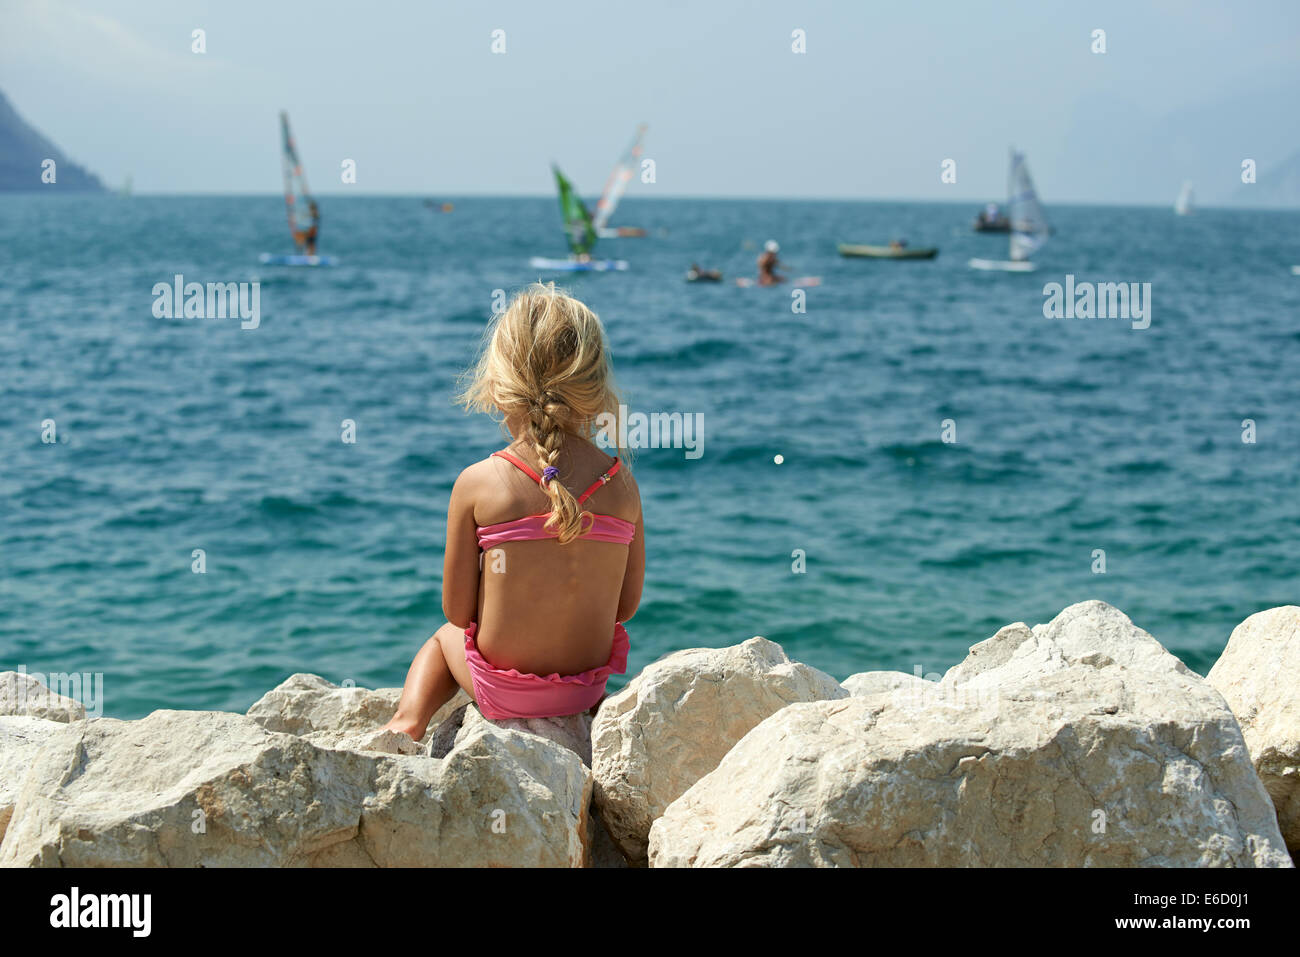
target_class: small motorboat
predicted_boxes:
[686,265,723,282]
[838,243,938,260]
[973,202,1011,232]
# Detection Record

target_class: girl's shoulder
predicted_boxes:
[451,454,528,528]
[454,455,503,490]
[448,455,508,509]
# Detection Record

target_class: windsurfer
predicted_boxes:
[293,201,320,256]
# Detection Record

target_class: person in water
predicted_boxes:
[293,200,320,256]
[382,284,644,737]
[757,239,785,286]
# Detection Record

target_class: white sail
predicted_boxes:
[593,124,647,231]
[1007,150,1048,262]
[1175,180,1194,215]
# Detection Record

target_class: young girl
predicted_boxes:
[383,284,644,739]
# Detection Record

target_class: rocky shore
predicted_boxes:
[1,601,1295,867]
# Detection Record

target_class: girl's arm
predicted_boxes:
[442,469,481,628]
[616,511,645,623]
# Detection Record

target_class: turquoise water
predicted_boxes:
[2,195,1297,718]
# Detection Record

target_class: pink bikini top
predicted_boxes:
[476,450,636,550]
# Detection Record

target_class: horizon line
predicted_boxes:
[5,191,1296,212]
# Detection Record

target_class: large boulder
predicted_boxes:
[428,703,623,866]
[1207,606,1300,852]
[0,671,86,722]
[357,714,593,868]
[246,673,470,750]
[0,716,67,846]
[649,602,1292,868]
[0,707,591,867]
[591,637,847,865]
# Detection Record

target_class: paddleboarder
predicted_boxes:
[758,240,785,286]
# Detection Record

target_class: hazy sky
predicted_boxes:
[2,0,1298,203]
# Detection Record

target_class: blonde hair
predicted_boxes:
[459,283,621,543]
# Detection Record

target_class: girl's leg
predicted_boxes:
[383,622,468,740]
[436,624,476,698]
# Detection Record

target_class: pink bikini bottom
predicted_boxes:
[463,622,629,720]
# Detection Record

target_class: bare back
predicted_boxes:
[444,436,644,676]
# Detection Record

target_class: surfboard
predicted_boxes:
[736,276,822,287]
[968,258,1035,272]
[528,257,629,272]
[258,253,338,267]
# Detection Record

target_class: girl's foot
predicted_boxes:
[381,717,426,741]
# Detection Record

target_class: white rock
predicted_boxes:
[650,602,1292,868]
[454,705,594,766]
[841,671,931,701]
[591,636,847,865]
[0,716,68,846]
[246,673,470,747]
[0,707,591,867]
[326,728,423,756]
[362,717,593,868]
[1207,606,1300,853]
[430,704,620,864]
[0,671,86,722]
[942,603,1197,689]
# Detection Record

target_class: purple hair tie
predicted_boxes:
[541,466,559,484]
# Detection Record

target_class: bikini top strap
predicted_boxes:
[491,450,544,484]
[577,458,621,504]
[493,450,620,503]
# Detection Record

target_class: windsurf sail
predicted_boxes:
[279,111,318,250]
[1007,150,1049,262]
[553,164,597,256]
[1175,180,1194,215]
[592,124,647,231]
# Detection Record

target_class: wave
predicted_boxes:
[919,545,1054,570]
[618,337,747,369]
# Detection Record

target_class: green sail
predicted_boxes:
[553,164,596,256]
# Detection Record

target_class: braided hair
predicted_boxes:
[459,283,621,543]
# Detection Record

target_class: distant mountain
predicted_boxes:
[1232,151,1300,209]
[1052,84,1300,208]
[0,89,104,192]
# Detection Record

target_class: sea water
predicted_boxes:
[1,194,1297,717]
